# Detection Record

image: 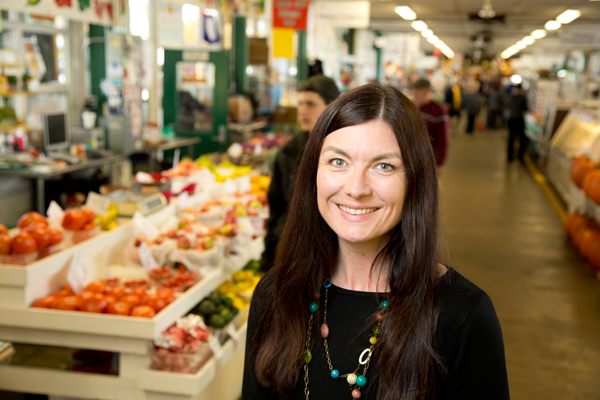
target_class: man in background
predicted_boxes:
[507,84,529,162]
[412,79,450,176]
[260,75,340,272]
[445,77,463,134]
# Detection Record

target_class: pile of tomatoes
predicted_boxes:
[33,279,177,318]
[62,208,96,231]
[149,266,198,292]
[0,212,64,262]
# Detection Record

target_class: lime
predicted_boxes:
[209,314,226,329]
[220,308,234,323]
[215,304,227,314]
[222,296,233,307]
[199,299,216,316]
[209,291,222,305]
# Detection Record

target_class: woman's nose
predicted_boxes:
[344,168,372,199]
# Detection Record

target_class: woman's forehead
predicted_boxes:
[321,121,401,157]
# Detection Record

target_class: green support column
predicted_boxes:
[344,28,355,55]
[89,25,106,121]
[163,49,183,128]
[297,30,308,83]
[234,16,249,94]
[375,31,383,82]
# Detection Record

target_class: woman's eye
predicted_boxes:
[332,159,346,167]
[378,163,394,171]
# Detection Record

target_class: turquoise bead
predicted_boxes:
[380,300,388,310]
[331,369,340,379]
[323,279,332,288]
[310,302,319,313]
[356,375,367,387]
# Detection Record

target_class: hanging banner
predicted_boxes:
[313,1,370,28]
[273,27,294,58]
[0,0,115,26]
[273,0,309,30]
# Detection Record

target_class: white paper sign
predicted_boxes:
[224,178,236,194]
[313,1,370,28]
[226,323,242,351]
[85,192,111,215]
[173,149,180,170]
[133,211,160,241]
[46,201,65,225]
[238,176,251,193]
[207,333,223,359]
[67,252,88,294]
[178,191,189,212]
[138,242,159,271]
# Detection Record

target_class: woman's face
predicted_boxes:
[317,120,407,247]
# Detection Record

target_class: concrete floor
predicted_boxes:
[439,130,600,400]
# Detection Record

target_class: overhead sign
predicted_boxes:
[313,1,370,29]
[273,0,309,30]
[0,0,115,26]
[561,27,600,49]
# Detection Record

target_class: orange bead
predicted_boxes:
[376,312,384,322]
[320,323,329,338]
[352,389,362,399]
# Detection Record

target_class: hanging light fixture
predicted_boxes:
[478,0,495,19]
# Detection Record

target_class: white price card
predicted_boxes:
[238,176,251,193]
[226,323,242,351]
[85,192,111,215]
[138,242,159,271]
[224,178,236,194]
[132,211,160,241]
[173,148,180,170]
[178,191,189,212]
[67,252,88,294]
[46,201,64,225]
[207,333,223,359]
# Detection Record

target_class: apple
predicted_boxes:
[166,229,178,239]
[177,237,190,249]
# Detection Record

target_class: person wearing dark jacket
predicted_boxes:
[260,75,340,272]
[507,84,529,162]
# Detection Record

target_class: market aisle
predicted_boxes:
[439,130,600,400]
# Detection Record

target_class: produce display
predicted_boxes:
[564,213,600,270]
[570,156,600,205]
[94,204,119,231]
[216,261,262,310]
[192,290,239,329]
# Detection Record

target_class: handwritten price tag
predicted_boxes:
[67,252,88,294]
[178,191,189,212]
[133,211,160,241]
[46,201,64,225]
[226,323,242,351]
[138,242,158,271]
[85,192,111,215]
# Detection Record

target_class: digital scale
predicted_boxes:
[105,190,167,217]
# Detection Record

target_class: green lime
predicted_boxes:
[209,314,226,328]
[220,308,234,323]
[199,299,216,316]
[222,296,233,307]
[215,304,227,314]
[209,291,222,305]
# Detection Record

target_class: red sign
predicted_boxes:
[273,0,309,30]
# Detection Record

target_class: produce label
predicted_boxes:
[207,333,223,359]
[238,176,252,193]
[139,242,159,272]
[224,178,236,194]
[133,211,160,241]
[226,323,242,351]
[178,191,189,213]
[67,252,88,294]
[85,191,111,215]
[47,201,65,225]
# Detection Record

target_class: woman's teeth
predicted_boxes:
[338,205,377,215]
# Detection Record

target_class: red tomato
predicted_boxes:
[130,305,156,318]
[82,223,96,231]
[33,295,57,308]
[81,293,108,313]
[120,294,141,307]
[0,224,7,235]
[10,232,37,254]
[144,294,166,312]
[62,284,75,295]
[18,212,48,230]
[104,295,117,309]
[28,226,51,248]
[105,286,126,299]
[80,209,96,224]
[77,291,95,304]
[85,281,107,293]
[54,296,81,311]
[106,301,131,316]
[47,229,64,246]
[156,288,176,304]
[54,289,73,298]
[0,235,11,255]
[62,209,86,231]
[130,288,147,298]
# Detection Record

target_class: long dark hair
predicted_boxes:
[251,83,446,400]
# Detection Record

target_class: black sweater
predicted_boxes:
[242,268,510,399]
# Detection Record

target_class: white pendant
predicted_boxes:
[359,348,372,365]
[347,373,357,385]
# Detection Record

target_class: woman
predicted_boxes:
[242,84,509,400]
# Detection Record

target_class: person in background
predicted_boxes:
[260,75,341,273]
[486,80,505,130]
[411,79,450,176]
[463,81,482,138]
[444,77,463,133]
[507,84,529,162]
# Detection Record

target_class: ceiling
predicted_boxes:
[368,0,600,57]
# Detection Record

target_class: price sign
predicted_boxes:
[138,242,159,271]
[85,192,111,215]
[226,323,242,351]
[133,211,160,241]
[273,0,309,30]
[238,176,251,193]
[207,333,223,359]
[46,201,64,225]
[67,252,88,294]
[224,178,236,194]
[178,191,189,212]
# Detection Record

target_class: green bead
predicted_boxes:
[356,375,367,387]
[380,300,388,310]
[369,336,378,345]
[310,302,319,313]
[373,326,381,335]
[303,349,312,364]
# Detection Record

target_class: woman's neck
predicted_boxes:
[332,237,390,293]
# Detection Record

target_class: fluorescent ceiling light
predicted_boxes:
[426,35,439,44]
[545,20,561,30]
[395,6,417,20]
[523,36,535,45]
[516,41,527,49]
[411,20,428,31]
[556,9,581,24]
[421,29,433,38]
[531,29,547,39]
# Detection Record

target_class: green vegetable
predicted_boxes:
[198,299,216,316]
[209,314,226,329]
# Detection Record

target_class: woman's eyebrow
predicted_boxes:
[371,153,402,162]
[322,146,351,159]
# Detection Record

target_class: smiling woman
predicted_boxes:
[242,83,509,400]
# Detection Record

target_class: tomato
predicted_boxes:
[77,291,94,304]
[104,295,117,308]
[62,284,75,295]
[156,288,176,304]
[0,224,7,235]
[120,294,141,307]
[47,229,64,246]
[0,235,11,255]
[18,212,48,230]
[81,293,108,313]
[33,295,57,308]
[62,209,86,231]
[82,223,96,231]
[54,296,81,311]
[106,301,131,316]
[130,305,156,318]
[105,285,126,299]
[85,281,106,293]
[144,294,166,312]
[10,232,37,254]
[54,289,73,298]
[28,226,51,248]
[130,288,147,298]
[80,209,96,224]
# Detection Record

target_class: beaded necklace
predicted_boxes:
[303,279,388,399]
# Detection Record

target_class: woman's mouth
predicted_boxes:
[338,205,379,215]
